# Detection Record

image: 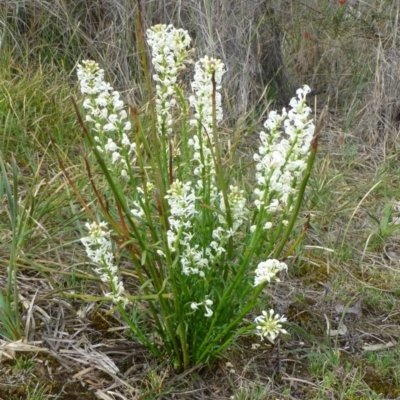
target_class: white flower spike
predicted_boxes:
[81,221,127,307]
[253,85,314,211]
[77,60,135,176]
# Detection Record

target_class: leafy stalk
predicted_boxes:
[0,154,21,340]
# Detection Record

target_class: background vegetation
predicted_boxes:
[1,0,400,398]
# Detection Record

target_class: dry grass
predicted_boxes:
[1,0,400,399]
[358,43,400,148]
[1,0,294,117]
[3,0,398,132]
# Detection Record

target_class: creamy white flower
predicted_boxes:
[218,186,247,232]
[164,180,206,274]
[77,60,135,173]
[190,298,213,317]
[255,309,288,342]
[254,259,287,286]
[204,305,213,317]
[157,249,166,258]
[147,24,191,136]
[165,180,197,219]
[81,221,127,307]
[131,201,145,218]
[189,56,225,196]
[263,222,272,230]
[105,139,118,152]
[253,86,314,220]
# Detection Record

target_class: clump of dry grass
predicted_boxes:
[1,0,293,117]
[2,0,399,141]
[358,44,400,148]
[279,0,399,148]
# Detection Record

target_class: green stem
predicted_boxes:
[136,0,153,101]
[1,155,21,340]
[210,72,233,258]
[62,293,172,302]
[117,302,162,358]
[196,283,265,364]
[165,225,190,369]
[196,226,262,359]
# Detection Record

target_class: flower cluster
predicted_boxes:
[77,60,135,176]
[81,221,127,307]
[254,259,287,287]
[253,85,314,215]
[189,56,225,131]
[130,183,154,220]
[254,309,288,342]
[164,180,226,277]
[188,56,225,191]
[219,186,247,235]
[147,24,191,136]
[164,180,196,252]
[190,298,213,317]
